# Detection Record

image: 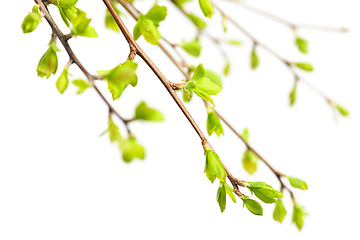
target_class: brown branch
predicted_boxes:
[103,0,247,192]
[35,0,132,135]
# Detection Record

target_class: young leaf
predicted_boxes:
[72,79,91,94]
[217,183,227,212]
[187,13,207,29]
[206,110,224,137]
[295,36,308,54]
[198,0,214,18]
[37,41,60,79]
[289,82,297,106]
[248,182,283,204]
[224,181,236,203]
[243,197,263,216]
[223,61,230,76]
[334,104,349,117]
[145,5,167,25]
[294,62,313,72]
[204,147,226,183]
[196,77,222,95]
[193,88,215,106]
[242,128,249,142]
[183,89,193,102]
[108,116,123,143]
[191,64,206,82]
[98,60,138,100]
[205,70,222,90]
[287,176,308,190]
[226,40,242,46]
[250,48,259,69]
[180,40,201,57]
[56,65,70,94]
[120,136,145,162]
[134,101,165,122]
[292,203,308,230]
[242,150,258,175]
[61,7,98,38]
[22,5,41,34]
[273,199,287,223]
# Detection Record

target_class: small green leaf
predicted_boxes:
[22,5,41,34]
[334,104,349,117]
[287,176,308,190]
[248,181,283,204]
[289,82,297,106]
[217,183,226,212]
[242,150,258,175]
[183,89,193,102]
[108,116,123,143]
[242,128,249,142]
[243,197,263,216]
[62,7,98,38]
[226,40,242,46]
[250,48,259,69]
[196,77,221,95]
[206,110,224,137]
[134,101,165,122]
[72,79,91,94]
[120,136,145,162]
[193,88,215,106]
[223,61,230,76]
[139,18,161,45]
[204,146,226,183]
[295,36,308,54]
[37,41,60,79]
[294,62,313,72]
[98,60,138,100]
[187,13,207,29]
[191,64,206,82]
[273,199,287,223]
[145,5,167,25]
[180,40,201,57]
[224,181,236,203]
[199,0,214,18]
[292,203,308,230]
[56,65,70,94]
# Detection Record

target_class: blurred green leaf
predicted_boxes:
[295,36,308,54]
[72,79,91,94]
[242,150,258,175]
[289,82,297,106]
[180,40,201,57]
[292,203,308,230]
[56,65,70,94]
[250,48,259,69]
[217,183,227,212]
[294,62,313,72]
[206,110,224,137]
[199,0,214,18]
[134,101,165,122]
[334,104,349,117]
[287,176,308,190]
[273,199,287,223]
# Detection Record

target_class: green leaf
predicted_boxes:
[187,13,207,29]
[243,197,263,216]
[226,40,242,46]
[108,116,123,143]
[191,64,206,82]
[196,77,221,95]
[98,60,138,100]
[224,181,236,203]
[61,6,98,38]
[287,176,308,190]
[56,65,70,94]
[242,128,249,142]
[199,0,214,18]
[334,104,349,117]
[248,182,283,204]
[250,48,259,69]
[294,62,313,72]
[217,183,227,212]
[292,203,308,230]
[205,70,222,90]
[139,18,161,45]
[193,88,215,106]
[242,150,258,175]
[206,110,224,137]
[295,36,308,54]
[22,5,41,34]
[223,61,230,76]
[134,101,165,122]
[72,79,91,94]
[145,5,167,25]
[183,89,193,102]
[105,2,122,32]
[58,0,78,8]
[204,147,226,183]
[180,40,201,57]
[273,199,287,223]
[37,41,60,79]
[289,82,297,106]
[120,136,145,162]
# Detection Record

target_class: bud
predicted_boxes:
[56,65,70,94]
[22,5,41,34]
[37,40,60,79]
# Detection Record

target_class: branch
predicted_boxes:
[35,0,132,135]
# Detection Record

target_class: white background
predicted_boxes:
[1,0,360,239]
